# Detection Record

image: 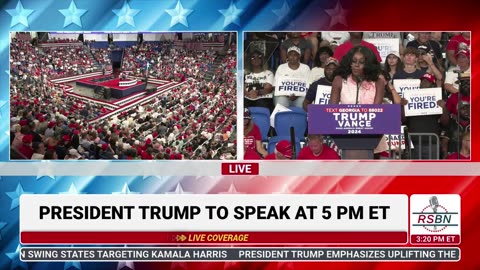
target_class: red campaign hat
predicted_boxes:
[146,138,152,145]
[97,128,103,133]
[63,135,71,142]
[74,130,80,135]
[420,73,436,84]
[19,119,28,126]
[276,140,293,158]
[170,154,175,160]
[456,50,470,59]
[48,122,56,128]
[88,125,93,130]
[176,154,182,160]
[22,135,33,144]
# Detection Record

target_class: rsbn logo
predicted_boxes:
[412,196,459,233]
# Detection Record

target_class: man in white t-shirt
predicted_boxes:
[444,50,470,96]
[274,46,311,109]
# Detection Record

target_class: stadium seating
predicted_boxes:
[274,110,307,142]
[248,107,271,141]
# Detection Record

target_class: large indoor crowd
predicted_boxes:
[10,33,237,160]
[244,32,470,160]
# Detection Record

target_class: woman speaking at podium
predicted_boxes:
[329,46,384,159]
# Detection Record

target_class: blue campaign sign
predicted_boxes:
[308,104,401,135]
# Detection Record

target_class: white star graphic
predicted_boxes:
[165,183,193,194]
[272,0,290,23]
[37,160,55,181]
[219,1,243,27]
[112,183,140,194]
[112,0,140,27]
[6,183,34,210]
[6,244,27,270]
[272,183,294,194]
[64,261,82,270]
[165,1,193,28]
[59,183,83,194]
[219,183,244,194]
[325,1,348,28]
[59,0,87,28]
[117,261,135,270]
[5,0,34,28]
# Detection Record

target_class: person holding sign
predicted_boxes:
[244,50,275,112]
[403,74,449,159]
[303,57,339,111]
[274,46,311,109]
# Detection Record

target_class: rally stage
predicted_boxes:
[76,75,147,98]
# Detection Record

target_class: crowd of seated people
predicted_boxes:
[10,35,237,160]
[121,42,215,82]
[244,32,470,160]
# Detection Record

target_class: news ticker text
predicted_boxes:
[20,247,460,262]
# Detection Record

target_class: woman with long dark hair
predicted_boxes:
[330,46,384,104]
[309,46,334,84]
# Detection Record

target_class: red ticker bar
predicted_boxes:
[21,231,407,244]
[411,234,460,244]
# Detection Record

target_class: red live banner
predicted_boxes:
[221,163,259,175]
[21,231,407,244]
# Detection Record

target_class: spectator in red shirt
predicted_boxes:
[298,134,340,160]
[447,131,470,160]
[333,32,382,63]
[264,140,293,160]
[446,32,470,66]
[243,108,267,159]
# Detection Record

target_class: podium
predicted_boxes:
[308,104,401,159]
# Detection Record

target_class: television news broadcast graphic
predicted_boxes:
[1,175,479,268]
[2,0,480,269]
[410,195,461,244]
[19,194,408,245]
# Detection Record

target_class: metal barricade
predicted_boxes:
[407,132,440,160]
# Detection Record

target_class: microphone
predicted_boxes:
[429,196,439,213]
[355,76,363,105]
[290,127,296,160]
[452,69,462,74]
[429,196,439,230]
